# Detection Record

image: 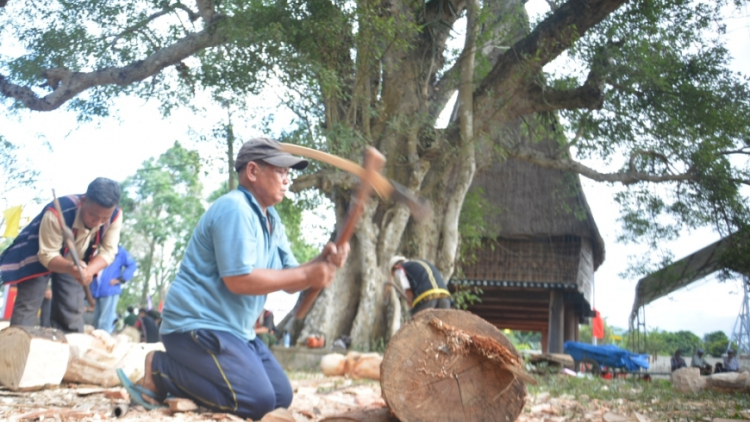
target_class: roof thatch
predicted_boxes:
[471,145,605,270]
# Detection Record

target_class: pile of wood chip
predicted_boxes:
[4,375,750,421]
[0,375,385,422]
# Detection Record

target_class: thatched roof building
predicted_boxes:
[453,136,606,353]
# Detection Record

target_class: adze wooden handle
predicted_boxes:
[295,147,386,320]
[279,143,431,220]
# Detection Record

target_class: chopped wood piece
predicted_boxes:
[381,309,526,422]
[260,407,295,421]
[75,387,106,396]
[206,412,245,421]
[15,408,96,420]
[0,326,69,391]
[165,397,199,413]
[103,388,129,401]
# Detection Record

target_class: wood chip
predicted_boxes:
[15,408,96,420]
[260,408,295,422]
[206,412,245,421]
[165,397,199,413]
[103,388,129,401]
[75,387,106,396]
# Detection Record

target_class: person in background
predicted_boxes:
[691,348,712,375]
[254,309,276,347]
[0,178,122,333]
[123,306,138,327]
[724,349,740,372]
[91,246,137,334]
[147,310,162,328]
[388,256,451,315]
[670,349,687,372]
[135,308,161,343]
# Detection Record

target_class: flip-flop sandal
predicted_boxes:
[116,368,166,410]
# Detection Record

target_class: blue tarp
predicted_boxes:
[564,341,650,371]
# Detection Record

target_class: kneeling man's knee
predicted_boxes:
[240,388,276,420]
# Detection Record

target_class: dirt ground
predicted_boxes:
[2,373,750,421]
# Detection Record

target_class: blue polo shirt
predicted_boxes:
[160,187,299,341]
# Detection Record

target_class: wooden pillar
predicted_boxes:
[563,303,578,343]
[548,290,564,353]
[541,329,549,354]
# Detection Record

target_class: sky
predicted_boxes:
[1,1,749,337]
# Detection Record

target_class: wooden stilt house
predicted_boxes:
[453,142,606,353]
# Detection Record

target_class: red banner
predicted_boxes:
[592,309,604,339]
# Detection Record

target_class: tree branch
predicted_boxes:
[508,143,695,185]
[529,77,604,113]
[0,28,224,111]
[195,0,216,23]
[109,4,200,49]
[473,0,629,130]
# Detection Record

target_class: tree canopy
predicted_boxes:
[118,142,204,309]
[2,0,750,346]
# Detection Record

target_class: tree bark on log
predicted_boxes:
[381,309,527,422]
[321,407,399,422]
[0,326,69,390]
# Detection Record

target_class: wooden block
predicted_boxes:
[0,326,69,390]
[165,397,198,412]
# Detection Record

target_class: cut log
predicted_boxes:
[64,332,164,387]
[321,353,347,376]
[0,326,69,391]
[320,352,382,380]
[348,352,381,381]
[381,309,527,422]
[706,372,750,392]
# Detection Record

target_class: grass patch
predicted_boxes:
[530,375,750,420]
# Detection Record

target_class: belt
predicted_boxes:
[412,288,451,307]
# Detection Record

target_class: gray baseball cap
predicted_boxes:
[234,137,308,172]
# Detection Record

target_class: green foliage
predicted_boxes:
[450,283,483,310]
[553,0,750,271]
[0,135,39,204]
[505,330,542,350]
[704,330,731,358]
[579,318,625,347]
[531,375,750,421]
[118,142,204,311]
[622,328,705,357]
[456,186,497,271]
[274,196,319,263]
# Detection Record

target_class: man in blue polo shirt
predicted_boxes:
[118,137,349,420]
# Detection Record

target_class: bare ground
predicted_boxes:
[2,373,750,421]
